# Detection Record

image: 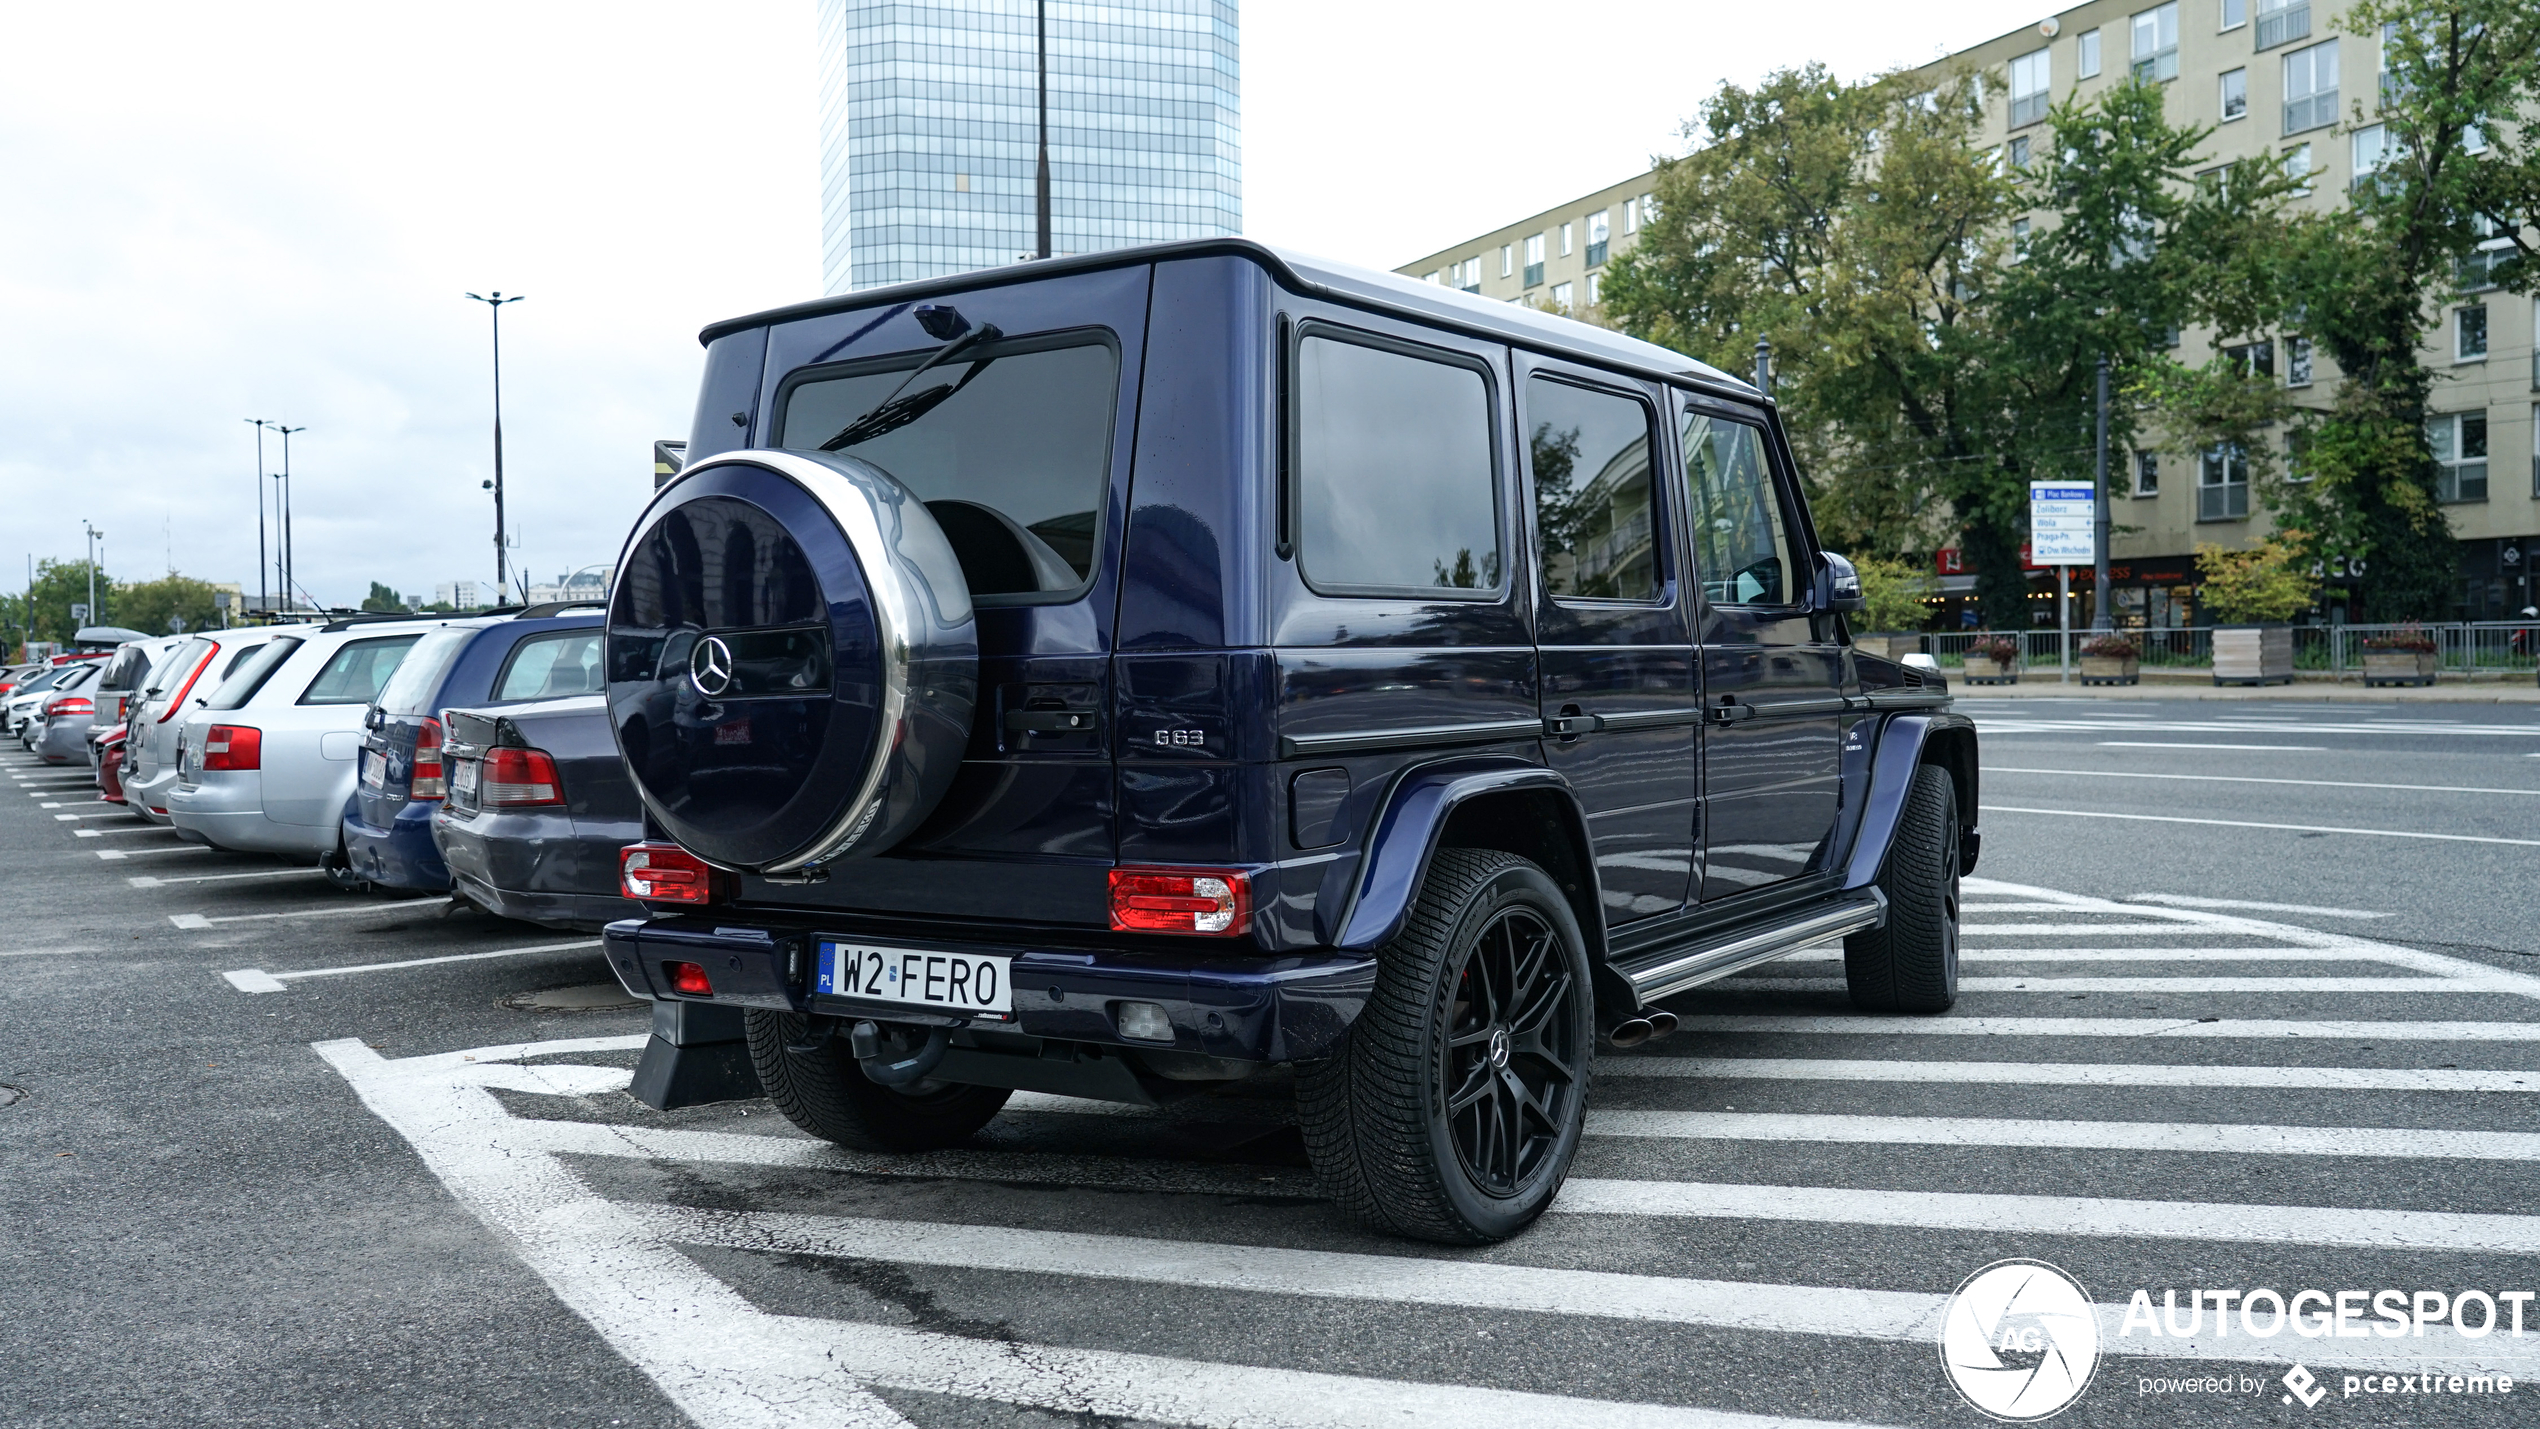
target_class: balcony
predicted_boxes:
[1585,241,1608,268]
[2197,482,2250,521]
[1524,262,1543,288]
[2255,0,2309,50]
[2010,91,2049,127]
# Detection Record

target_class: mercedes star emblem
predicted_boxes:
[689,635,735,697]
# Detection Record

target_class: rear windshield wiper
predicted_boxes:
[818,315,1003,452]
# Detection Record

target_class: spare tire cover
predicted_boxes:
[606,449,976,872]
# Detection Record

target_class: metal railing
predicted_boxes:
[1923,621,2540,679]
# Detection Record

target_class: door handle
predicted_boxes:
[1005,708,1097,733]
[1708,699,1757,725]
[1544,712,1598,739]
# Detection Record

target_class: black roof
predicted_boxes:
[697,238,1757,404]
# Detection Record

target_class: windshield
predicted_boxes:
[373,626,478,717]
[202,638,305,711]
[775,333,1117,598]
[299,634,424,706]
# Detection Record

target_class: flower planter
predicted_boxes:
[1857,632,1929,662]
[2079,655,2140,686]
[2212,625,2294,686]
[1964,660,2020,686]
[2362,649,2438,687]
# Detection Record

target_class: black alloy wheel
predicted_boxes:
[1843,762,1962,1012]
[1441,903,1582,1196]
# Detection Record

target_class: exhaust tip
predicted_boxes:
[1643,1010,1679,1040]
[1605,1017,1654,1049]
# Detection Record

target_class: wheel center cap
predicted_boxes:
[1486,1026,1512,1069]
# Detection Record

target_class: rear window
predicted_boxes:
[1293,330,1502,597]
[492,630,603,701]
[145,639,212,695]
[98,645,152,692]
[202,639,304,711]
[298,635,424,706]
[374,627,478,717]
[775,332,1117,599]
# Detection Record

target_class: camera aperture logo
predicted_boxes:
[1941,1259,2102,1420]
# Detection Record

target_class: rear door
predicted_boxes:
[1679,399,1844,900]
[1520,360,1698,925]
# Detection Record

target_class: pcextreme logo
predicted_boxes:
[1940,1259,2102,1420]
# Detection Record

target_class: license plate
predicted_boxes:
[816,941,1012,1014]
[451,758,479,799]
[361,750,386,790]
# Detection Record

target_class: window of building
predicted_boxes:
[1586,211,1610,267]
[2459,213,2510,290]
[1524,233,1545,288]
[1461,258,1482,294]
[2428,411,2487,501]
[1585,271,1602,305]
[2256,0,2311,51]
[2134,450,2160,496]
[1500,244,1514,278]
[1623,200,1638,236]
[2221,0,2246,27]
[1528,377,1659,601]
[1424,271,1443,285]
[2283,142,2313,190]
[2011,216,2032,259]
[2286,335,2313,385]
[2010,48,2052,127]
[2456,304,2488,361]
[2533,404,2539,499]
[1551,281,1574,313]
[2282,39,2339,135]
[2079,28,2102,78]
[1559,222,1573,258]
[2283,429,2313,482]
[1680,414,1795,606]
[2350,124,2391,181]
[2220,67,2248,120]
[1294,332,1501,596]
[2132,3,2180,81]
[2009,135,2033,169]
[2226,340,2275,378]
[2198,444,2250,520]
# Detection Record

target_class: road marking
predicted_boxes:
[1730,976,2477,994]
[224,939,601,992]
[1959,922,2259,935]
[93,844,208,860]
[1976,717,2540,738]
[74,824,177,837]
[173,895,450,929]
[2126,893,2390,918]
[1986,766,2540,798]
[1599,1056,2539,1092]
[1983,805,2540,848]
[2093,741,2325,750]
[1666,1016,2540,1040]
[0,946,97,959]
[1774,946,2425,964]
[317,1037,1914,1429]
[1585,1109,2540,1161]
[128,867,318,888]
[54,811,128,820]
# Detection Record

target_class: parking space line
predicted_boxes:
[1984,804,2540,848]
[1599,1057,2537,1092]
[1959,922,2258,935]
[1667,1016,2540,1040]
[0,946,98,959]
[2126,893,2391,917]
[1730,976,2477,994]
[223,939,600,992]
[1585,1109,2540,1160]
[54,811,130,820]
[172,895,450,929]
[93,845,207,860]
[1986,766,2540,798]
[128,868,319,888]
[2092,741,2325,750]
[75,824,179,838]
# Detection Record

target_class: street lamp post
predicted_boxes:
[1034,0,1051,261]
[465,292,524,601]
[83,521,102,627]
[274,424,305,613]
[245,418,275,615]
[2092,357,2113,632]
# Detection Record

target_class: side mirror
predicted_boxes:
[1815,551,1866,614]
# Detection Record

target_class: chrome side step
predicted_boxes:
[1613,890,1888,1006]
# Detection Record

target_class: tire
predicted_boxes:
[1299,848,1594,1244]
[1843,762,1962,1013]
[744,1010,1011,1151]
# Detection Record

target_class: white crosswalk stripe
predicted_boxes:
[315,876,2540,1426]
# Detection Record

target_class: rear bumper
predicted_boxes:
[434,806,641,930]
[33,722,86,764]
[166,773,333,857]
[600,915,1378,1066]
[343,800,449,890]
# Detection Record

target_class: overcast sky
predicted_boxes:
[0,0,2050,609]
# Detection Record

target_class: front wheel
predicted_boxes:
[1843,763,1962,1012]
[1299,848,1594,1244]
[744,1011,1011,1151]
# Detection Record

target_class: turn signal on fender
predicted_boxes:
[620,842,726,906]
[1108,867,1250,936]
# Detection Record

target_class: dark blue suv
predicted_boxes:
[600,240,1977,1244]
[342,608,604,891]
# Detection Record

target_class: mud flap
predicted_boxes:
[628,1000,761,1110]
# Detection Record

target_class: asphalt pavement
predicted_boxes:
[5,697,2539,1429]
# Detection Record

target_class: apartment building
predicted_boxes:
[1399,3,2536,622]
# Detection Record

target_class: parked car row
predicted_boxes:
[59,608,640,932]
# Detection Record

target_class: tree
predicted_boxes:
[2277,0,2540,618]
[16,559,112,644]
[360,582,407,613]
[1850,555,1939,632]
[115,575,224,637]
[2195,535,2318,622]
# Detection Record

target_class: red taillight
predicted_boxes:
[621,842,719,905]
[664,961,714,996]
[44,696,92,717]
[409,717,446,800]
[1108,866,1251,936]
[483,746,564,806]
[202,725,261,771]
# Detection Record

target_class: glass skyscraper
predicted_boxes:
[816,1,1241,294]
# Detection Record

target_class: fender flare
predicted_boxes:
[1333,756,1601,954]
[1841,710,1980,892]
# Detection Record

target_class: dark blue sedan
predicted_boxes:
[340,607,604,891]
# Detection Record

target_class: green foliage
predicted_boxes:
[10,559,113,644]
[115,576,224,637]
[2195,535,2317,623]
[360,581,407,613]
[1850,555,1937,632]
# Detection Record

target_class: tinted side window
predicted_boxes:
[493,630,604,701]
[298,635,423,706]
[147,638,213,694]
[1295,332,1500,596]
[1681,413,1796,607]
[374,627,479,716]
[203,639,304,711]
[1528,377,1659,601]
